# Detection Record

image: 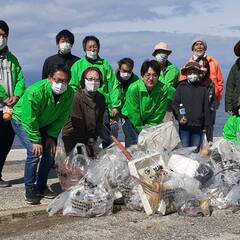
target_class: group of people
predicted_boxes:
[1,19,239,205]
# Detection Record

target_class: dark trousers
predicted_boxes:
[179,125,203,148]
[100,111,118,149]
[0,112,15,179]
[206,110,216,142]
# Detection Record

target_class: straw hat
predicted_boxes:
[152,42,172,56]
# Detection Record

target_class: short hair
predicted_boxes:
[80,67,103,89]
[56,29,74,45]
[0,20,9,36]
[140,60,160,77]
[49,64,71,81]
[118,58,134,69]
[82,36,100,51]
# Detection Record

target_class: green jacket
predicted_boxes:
[223,115,240,144]
[159,61,180,88]
[122,79,175,133]
[0,85,8,102]
[13,80,74,143]
[70,56,121,114]
[225,62,240,112]
[0,51,25,101]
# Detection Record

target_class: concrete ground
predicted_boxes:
[1,149,240,240]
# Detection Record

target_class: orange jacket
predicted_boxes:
[179,55,224,103]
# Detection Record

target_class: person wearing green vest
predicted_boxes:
[0,20,25,188]
[11,64,74,205]
[152,42,180,88]
[223,106,240,144]
[70,36,121,148]
[122,60,175,137]
[115,57,139,147]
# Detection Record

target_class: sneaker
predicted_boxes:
[25,187,41,205]
[38,187,56,199]
[0,179,11,188]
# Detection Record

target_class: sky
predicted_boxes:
[1,0,240,83]
[2,0,239,136]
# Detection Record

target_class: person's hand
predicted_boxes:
[179,117,188,125]
[33,144,43,157]
[227,111,233,116]
[45,137,56,155]
[111,108,119,118]
[6,96,19,107]
[109,118,118,125]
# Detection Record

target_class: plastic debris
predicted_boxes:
[56,142,90,190]
[138,121,181,152]
[63,180,114,217]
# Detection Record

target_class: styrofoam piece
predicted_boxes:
[128,153,165,215]
[168,154,200,178]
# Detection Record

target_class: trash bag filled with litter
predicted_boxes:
[55,140,90,190]
[138,121,181,152]
[47,178,114,217]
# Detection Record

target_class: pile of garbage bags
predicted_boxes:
[47,122,240,218]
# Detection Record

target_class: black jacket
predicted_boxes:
[42,52,79,79]
[172,80,211,128]
[225,59,240,112]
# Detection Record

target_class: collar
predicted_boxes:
[0,46,9,59]
[85,55,101,64]
[192,53,207,61]
[116,70,134,88]
[57,51,72,58]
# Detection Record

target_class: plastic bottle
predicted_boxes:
[179,104,186,118]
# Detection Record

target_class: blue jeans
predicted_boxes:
[11,119,54,192]
[122,119,138,147]
[179,125,203,148]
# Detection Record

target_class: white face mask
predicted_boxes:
[193,51,205,58]
[120,72,132,81]
[155,53,168,63]
[0,37,7,51]
[86,50,98,60]
[52,81,67,94]
[85,79,100,92]
[59,42,72,54]
[187,73,199,83]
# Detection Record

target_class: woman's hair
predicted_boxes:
[199,58,212,88]
[201,58,210,79]
[140,60,160,77]
[80,67,103,88]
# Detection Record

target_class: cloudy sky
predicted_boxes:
[1,0,240,83]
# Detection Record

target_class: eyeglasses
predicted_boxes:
[144,73,158,79]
